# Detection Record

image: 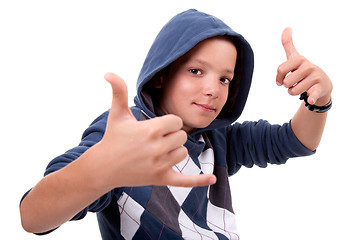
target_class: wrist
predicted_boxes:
[315,95,332,107]
[77,143,116,193]
[300,92,332,113]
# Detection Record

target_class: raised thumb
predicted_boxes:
[281,27,299,59]
[104,72,133,119]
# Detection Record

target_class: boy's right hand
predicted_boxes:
[20,72,216,234]
[92,72,216,190]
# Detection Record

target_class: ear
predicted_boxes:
[153,76,164,89]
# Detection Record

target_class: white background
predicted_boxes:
[1,0,359,239]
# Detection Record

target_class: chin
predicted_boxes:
[193,121,213,129]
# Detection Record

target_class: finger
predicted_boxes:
[287,78,308,96]
[164,171,217,187]
[104,72,134,120]
[161,130,188,155]
[164,144,188,168]
[281,60,311,89]
[276,56,303,86]
[147,114,184,136]
[281,27,300,60]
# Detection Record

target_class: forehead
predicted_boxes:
[171,36,237,71]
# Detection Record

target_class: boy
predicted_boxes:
[20,9,332,239]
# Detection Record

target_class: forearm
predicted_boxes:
[291,99,329,151]
[20,144,110,234]
[277,27,332,152]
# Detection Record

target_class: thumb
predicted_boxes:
[307,85,321,105]
[281,27,299,59]
[104,72,134,120]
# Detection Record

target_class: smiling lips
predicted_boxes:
[194,103,216,112]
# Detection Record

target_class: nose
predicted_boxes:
[202,75,219,98]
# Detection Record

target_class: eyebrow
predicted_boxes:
[191,59,234,75]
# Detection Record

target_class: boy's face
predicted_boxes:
[159,36,237,133]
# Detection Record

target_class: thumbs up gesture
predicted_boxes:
[93,73,216,190]
[276,28,332,106]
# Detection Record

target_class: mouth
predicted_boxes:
[194,103,216,113]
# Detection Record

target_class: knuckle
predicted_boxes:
[146,124,161,138]
[309,74,321,85]
[287,88,298,96]
[152,163,166,175]
[169,145,188,161]
[168,114,183,128]
[150,142,164,157]
[179,130,188,144]
[282,79,290,88]
[294,55,306,63]
[277,65,285,75]
[179,146,188,158]
[175,145,188,157]
[298,55,306,61]
[314,74,322,83]
[305,63,316,73]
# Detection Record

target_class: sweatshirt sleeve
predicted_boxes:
[226,119,315,176]
[21,111,114,226]
[45,111,114,220]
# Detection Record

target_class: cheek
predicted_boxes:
[220,88,229,107]
[167,76,196,99]
[160,79,191,111]
[175,76,196,92]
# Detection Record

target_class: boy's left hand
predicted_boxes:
[276,28,333,106]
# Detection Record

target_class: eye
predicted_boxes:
[189,69,202,75]
[220,77,232,85]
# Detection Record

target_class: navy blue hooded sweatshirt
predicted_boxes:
[22,9,314,239]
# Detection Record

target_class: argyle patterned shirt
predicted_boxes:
[115,134,239,239]
[30,109,313,239]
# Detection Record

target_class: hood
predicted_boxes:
[134,9,254,135]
